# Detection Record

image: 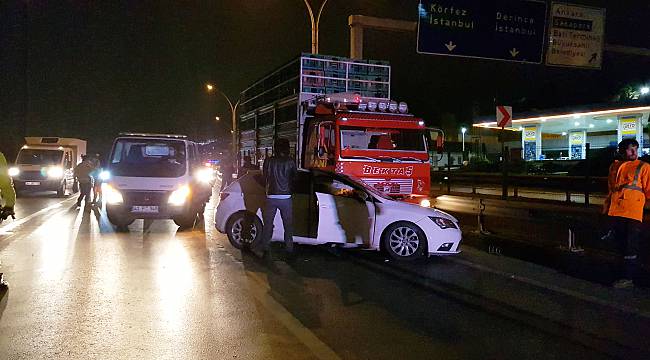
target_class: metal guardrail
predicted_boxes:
[431,171,608,205]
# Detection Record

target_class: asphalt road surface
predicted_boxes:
[0,189,631,359]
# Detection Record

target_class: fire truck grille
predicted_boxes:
[361,178,413,195]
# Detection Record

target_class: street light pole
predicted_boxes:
[303,0,329,54]
[461,127,467,152]
[206,84,241,164]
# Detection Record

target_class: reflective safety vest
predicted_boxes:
[608,160,650,221]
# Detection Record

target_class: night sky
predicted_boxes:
[1,0,649,158]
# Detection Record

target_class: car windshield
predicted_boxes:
[335,173,394,201]
[109,138,186,178]
[340,126,427,152]
[16,149,63,165]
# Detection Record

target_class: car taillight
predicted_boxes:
[219,192,230,202]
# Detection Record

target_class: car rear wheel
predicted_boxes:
[383,222,427,261]
[226,212,261,250]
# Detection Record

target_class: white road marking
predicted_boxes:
[0,198,76,234]
[246,271,342,360]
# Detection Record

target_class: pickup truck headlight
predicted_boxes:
[103,184,124,204]
[8,167,19,177]
[429,216,457,229]
[195,168,214,183]
[47,166,64,179]
[99,170,111,181]
[168,185,191,206]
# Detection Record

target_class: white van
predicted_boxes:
[9,137,87,197]
[103,133,213,229]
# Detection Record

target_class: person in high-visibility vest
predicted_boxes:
[0,151,17,288]
[606,138,650,288]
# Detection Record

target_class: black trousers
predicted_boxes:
[77,181,92,205]
[610,216,641,280]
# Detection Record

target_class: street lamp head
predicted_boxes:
[461,127,467,134]
[215,116,220,121]
[641,87,650,96]
[206,84,214,92]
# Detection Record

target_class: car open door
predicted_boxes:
[313,174,375,246]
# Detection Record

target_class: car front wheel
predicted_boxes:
[383,222,427,261]
[226,212,261,250]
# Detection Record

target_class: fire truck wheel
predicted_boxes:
[226,212,261,250]
[383,222,427,261]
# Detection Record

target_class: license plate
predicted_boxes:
[25,182,41,186]
[132,205,159,213]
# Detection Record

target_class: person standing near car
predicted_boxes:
[90,153,103,206]
[0,151,16,288]
[252,138,297,257]
[74,154,94,208]
[606,138,650,288]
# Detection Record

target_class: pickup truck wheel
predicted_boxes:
[56,181,66,197]
[107,210,134,228]
[174,211,198,229]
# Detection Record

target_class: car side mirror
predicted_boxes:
[436,134,445,154]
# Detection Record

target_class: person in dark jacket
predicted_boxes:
[252,138,297,257]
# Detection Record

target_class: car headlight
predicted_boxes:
[103,184,124,204]
[47,166,64,179]
[99,170,111,181]
[168,185,191,206]
[419,199,431,208]
[429,216,457,229]
[8,167,19,177]
[195,168,214,183]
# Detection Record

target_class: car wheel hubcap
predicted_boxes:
[389,226,419,257]
[232,217,257,245]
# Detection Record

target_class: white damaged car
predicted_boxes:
[215,169,461,260]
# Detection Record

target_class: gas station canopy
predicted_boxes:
[473,104,650,160]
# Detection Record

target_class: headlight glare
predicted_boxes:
[168,185,191,206]
[99,170,111,181]
[47,166,64,179]
[103,184,124,204]
[419,199,431,208]
[195,168,214,183]
[8,167,19,177]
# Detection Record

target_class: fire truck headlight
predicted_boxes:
[398,102,408,113]
[420,199,432,208]
[358,102,368,111]
[367,101,377,111]
[378,101,388,112]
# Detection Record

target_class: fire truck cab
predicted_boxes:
[300,93,443,204]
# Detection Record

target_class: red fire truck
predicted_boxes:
[299,93,443,205]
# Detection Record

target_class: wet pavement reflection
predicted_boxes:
[0,194,618,359]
